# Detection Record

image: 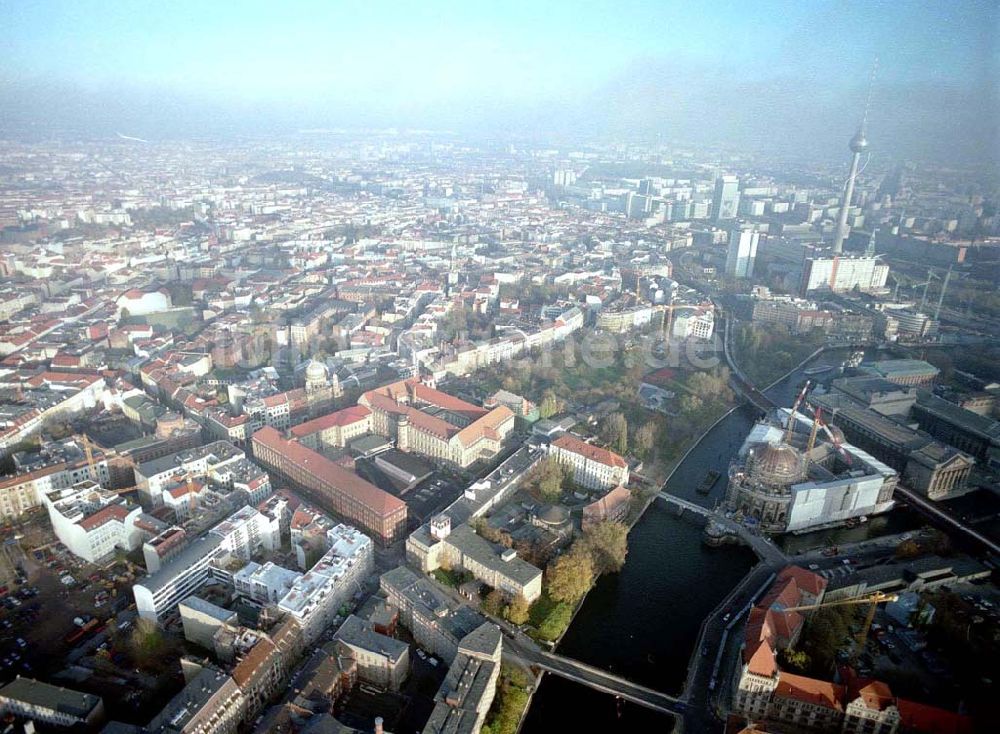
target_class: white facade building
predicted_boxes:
[549,434,630,491]
[233,561,303,605]
[801,254,889,294]
[133,507,274,622]
[277,524,374,644]
[671,306,715,340]
[41,481,143,563]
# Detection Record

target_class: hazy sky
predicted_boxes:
[1,0,996,161]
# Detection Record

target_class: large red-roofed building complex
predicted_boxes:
[359,378,514,468]
[251,427,406,545]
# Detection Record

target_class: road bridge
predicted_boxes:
[894,485,1000,557]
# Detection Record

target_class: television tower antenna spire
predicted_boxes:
[861,56,878,132]
[833,58,878,254]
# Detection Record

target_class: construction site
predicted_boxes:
[724,381,899,534]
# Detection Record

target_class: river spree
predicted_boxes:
[522,348,918,732]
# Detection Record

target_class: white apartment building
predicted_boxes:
[133,507,273,622]
[277,524,374,645]
[549,433,630,491]
[0,454,110,519]
[41,481,143,564]
[134,440,244,509]
[801,254,890,294]
[233,561,302,605]
[671,306,715,340]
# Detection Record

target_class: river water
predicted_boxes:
[521,348,925,732]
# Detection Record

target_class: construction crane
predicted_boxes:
[76,433,99,482]
[932,265,953,322]
[783,380,812,445]
[805,404,853,466]
[887,270,932,305]
[785,590,899,662]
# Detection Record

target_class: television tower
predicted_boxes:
[833,59,877,254]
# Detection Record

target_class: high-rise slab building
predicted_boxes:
[725,230,759,279]
[712,175,740,222]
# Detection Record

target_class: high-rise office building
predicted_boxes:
[553,169,577,187]
[626,192,652,219]
[725,230,759,279]
[712,175,740,222]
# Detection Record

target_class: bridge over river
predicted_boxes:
[657,492,789,566]
[500,630,687,716]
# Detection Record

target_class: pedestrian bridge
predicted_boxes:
[503,636,685,715]
[657,492,788,566]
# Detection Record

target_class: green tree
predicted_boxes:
[505,595,530,625]
[482,589,506,617]
[601,412,628,454]
[538,391,558,419]
[533,457,568,502]
[581,521,629,576]
[445,305,468,339]
[779,648,811,673]
[633,420,657,458]
[802,606,855,675]
[546,547,594,603]
[535,601,573,641]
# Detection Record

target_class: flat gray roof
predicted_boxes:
[916,392,1000,442]
[0,676,102,719]
[334,615,408,663]
[445,524,542,587]
[137,534,223,595]
[179,595,236,622]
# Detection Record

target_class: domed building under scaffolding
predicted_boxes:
[725,405,898,534]
[726,442,809,529]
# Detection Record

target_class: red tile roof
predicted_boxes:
[454,406,514,448]
[290,406,371,438]
[362,377,486,421]
[552,433,627,469]
[232,636,278,687]
[776,566,827,598]
[774,672,844,711]
[366,393,457,441]
[896,698,974,734]
[78,503,130,531]
[253,427,404,518]
[745,637,778,677]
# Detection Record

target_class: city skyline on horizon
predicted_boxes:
[0,0,996,164]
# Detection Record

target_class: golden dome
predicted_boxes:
[749,442,807,485]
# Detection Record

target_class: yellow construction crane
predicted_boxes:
[76,433,138,495]
[784,591,899,662]
[76,433,98,480]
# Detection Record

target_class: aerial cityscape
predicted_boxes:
[0,2,997,733]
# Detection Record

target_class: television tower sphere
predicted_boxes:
[850,128,869,153]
